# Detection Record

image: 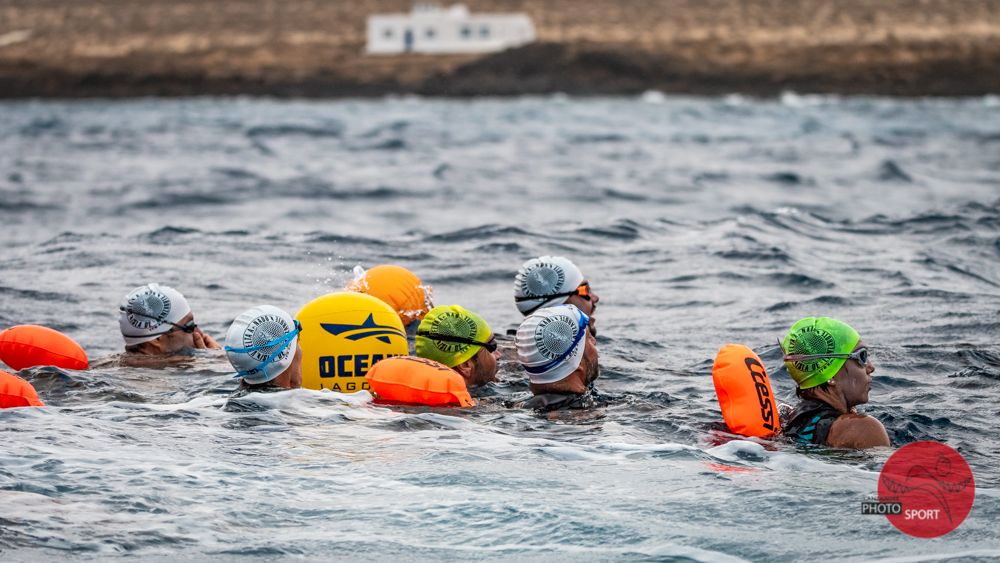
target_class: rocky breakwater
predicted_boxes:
[1,0,998,98]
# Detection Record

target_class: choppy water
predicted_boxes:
[1,94,999,561]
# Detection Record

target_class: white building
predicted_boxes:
[366,4,535,55]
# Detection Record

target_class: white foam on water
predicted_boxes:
[722,93,747,106]
[641,90,667,104]
[780,90,839,107]
[866,550,1000,563]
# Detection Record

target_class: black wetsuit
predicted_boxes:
[781,400,842,446]
[516,392,595,412]
[229,382,286,399]
[510,386,608,412]
[224,382,288,412]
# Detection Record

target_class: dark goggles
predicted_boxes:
[120,306,197,337]
[783,347,870,367]
[515,282,592,315]
[416,331,498,353]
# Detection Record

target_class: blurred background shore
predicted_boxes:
[2,0,999,98]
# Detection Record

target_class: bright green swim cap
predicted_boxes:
[415,305,492,368]
[782,317,860,389]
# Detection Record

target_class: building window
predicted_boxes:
[461,26,471,39]
[480,25,490,38]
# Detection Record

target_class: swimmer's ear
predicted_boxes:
[453,358,474,379]
[145,336,169,354]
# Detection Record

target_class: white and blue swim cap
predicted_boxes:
[514,256,585,316]
[118,283,192,346]
[225,305,301,385]
[515,304,589,385]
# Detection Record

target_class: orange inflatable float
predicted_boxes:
[366,356,475,407]
[0,370,44,408]
[346,265,433,326]
[0,325,89,371]
[712,344,780,438]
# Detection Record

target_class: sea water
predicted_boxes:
[1,95,998,560]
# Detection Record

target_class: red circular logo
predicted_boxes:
[878,441,975,538]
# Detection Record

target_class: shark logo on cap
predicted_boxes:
[321,314,406,344]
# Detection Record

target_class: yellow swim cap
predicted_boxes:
[415,305,492,368]
[345,265,433,326]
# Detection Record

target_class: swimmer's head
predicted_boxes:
[781,317,861,389]
[514,257,584,314]
[346,264,433,328]
[225,305,302,388]
[516,304,596,390]
[416,305,498,387]
[119,283,193,350]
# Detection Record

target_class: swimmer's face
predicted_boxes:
[288,344,303,389]
[836,340,875,409]
[158,312,196,353]
[581,330,599,385]
[468,334,500,386]
[567,279,599,319]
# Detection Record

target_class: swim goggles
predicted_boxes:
[119,306,198,337]
[523,309,590,376]
[515,282,592,315]
[782,346,870,367]
[225,320,302,379]
[416,331,497,353]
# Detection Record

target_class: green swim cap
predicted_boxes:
[415,305,492,368]
[782,317,860,389]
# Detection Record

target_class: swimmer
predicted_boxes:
[415,305,499,388]
[514,256,600,333]
[511,304,601,412]
[118,283,221,356]
[779,317,890,449]
[224,306,302,398]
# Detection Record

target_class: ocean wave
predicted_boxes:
[2,96,999,559]
[245,122,344,140]
[423,224,533,242]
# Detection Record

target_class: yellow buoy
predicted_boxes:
[296,292,408,392]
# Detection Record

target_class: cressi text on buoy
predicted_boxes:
[0,325,89,371]
[366,356,475,407]
[712,344,780,438]
[296,292,408,393]
[0,370,44,408]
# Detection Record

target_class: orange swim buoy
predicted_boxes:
[0,325,89,371]
[366,356,475,407]
[346,265,433,326]
[0,370,44,408]
[711,344,780,438]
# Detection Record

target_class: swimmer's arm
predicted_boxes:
[826,414,891,449]
[193,328,222,350]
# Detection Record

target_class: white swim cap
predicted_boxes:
[225,306,301,385]
[515,304,589,385]
[119,283,192,346]
[514,256,585,315]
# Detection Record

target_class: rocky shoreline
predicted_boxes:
[2,0,999,98]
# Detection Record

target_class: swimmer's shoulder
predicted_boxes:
[827,413,890,449]
[89,353,193,369]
